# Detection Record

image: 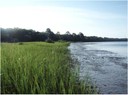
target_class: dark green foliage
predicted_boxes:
[18,42,23,45]
[45,38,54,43]
[57,40,66,43]
[1,27,127,42]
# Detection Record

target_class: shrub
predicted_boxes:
[58,40,67,43]
[45,38,54,43]
[18,42,23,45]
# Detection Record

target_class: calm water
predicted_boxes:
[84,42,127,57]
[68,41,127,94]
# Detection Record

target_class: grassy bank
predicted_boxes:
[1,42,97,94]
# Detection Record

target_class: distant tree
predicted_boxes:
[56,31,60,35]
[1,27,127,42]
[72,33,78,41]
[45,28,57,41]
[78,32,85,41]
[63,31,73,41]
[56,31,61,40]
[66,31,71,35]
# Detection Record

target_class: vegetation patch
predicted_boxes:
[1,42,97,94]
[18,42,24,45]
[45,38,54,43]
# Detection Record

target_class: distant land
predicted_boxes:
[1,27,127,42]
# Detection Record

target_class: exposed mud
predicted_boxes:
[68,42,127,94]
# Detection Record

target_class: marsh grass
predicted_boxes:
[1,42,97,94]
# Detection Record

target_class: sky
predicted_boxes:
[0,0,127,38]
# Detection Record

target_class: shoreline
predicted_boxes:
[68,42,127,94]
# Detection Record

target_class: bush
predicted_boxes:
[58,40,67,43]
[45,38,54,43]
[18,42,23,45]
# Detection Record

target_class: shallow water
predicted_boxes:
[84,42,127,57]
[68,42,127,94]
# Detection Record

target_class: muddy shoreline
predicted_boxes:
[68,42,127,94]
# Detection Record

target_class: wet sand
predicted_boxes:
[68,42,127,94]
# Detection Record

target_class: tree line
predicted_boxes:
[1,28,127,42]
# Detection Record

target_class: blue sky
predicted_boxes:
[0,0,127,38]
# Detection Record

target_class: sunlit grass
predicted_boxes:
[1,42,97,94]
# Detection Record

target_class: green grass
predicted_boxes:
[1,42,97,94]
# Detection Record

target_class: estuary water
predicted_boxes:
[68,42,127,94]
[85,42,127,57]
